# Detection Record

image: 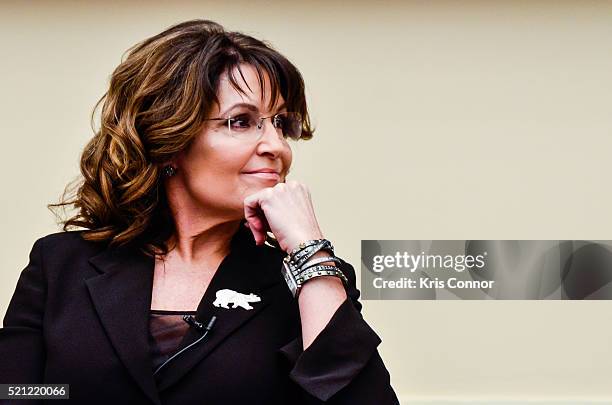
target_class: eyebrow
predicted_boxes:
[219,102,287,118]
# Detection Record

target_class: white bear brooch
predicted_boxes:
[212,289,261,310]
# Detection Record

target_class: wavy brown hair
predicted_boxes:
[49,19,314,257]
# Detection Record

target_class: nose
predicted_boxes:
[255,117,286,157]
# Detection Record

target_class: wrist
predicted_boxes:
[298,275,346,300]
[284,232,324,254]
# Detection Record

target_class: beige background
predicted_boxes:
[1,1,612,403]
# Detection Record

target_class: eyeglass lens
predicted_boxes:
[227,112,302,140]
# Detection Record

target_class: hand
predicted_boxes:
[243,180,324,253]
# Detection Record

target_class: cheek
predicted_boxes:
[208,144,254,198]
[200,138,249,174]
[182,143,246,199]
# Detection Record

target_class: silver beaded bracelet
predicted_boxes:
[280,239,347,298]
[297,264,338,278]
[287,239,325,258]
[289,240,334,269]
[299,268,348,286]
[300,256,341,271]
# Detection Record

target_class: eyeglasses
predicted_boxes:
[205,111,303,141]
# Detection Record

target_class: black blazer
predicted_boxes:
[0,225,399,404]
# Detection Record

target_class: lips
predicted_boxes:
[242,168,281,181]
[242,171,281,181]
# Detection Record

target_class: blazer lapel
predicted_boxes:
[154,227,285,392]
[86,243,161,405]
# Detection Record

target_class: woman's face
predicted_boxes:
[171,64,293,220]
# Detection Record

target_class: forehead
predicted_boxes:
[214,64,285,114]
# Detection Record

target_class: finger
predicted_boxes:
[244,192,267,245]
[257,207,271,233]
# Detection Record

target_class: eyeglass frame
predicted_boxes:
[203,111,303,141]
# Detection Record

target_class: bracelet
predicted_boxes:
[297,264,340,280]
[280,238,346,299]
[283,239,333,277]
[289,240,334,270]
[289,240,332,265]
[299,256,341,272]
[287,239,325,258]
[300,268,348,286]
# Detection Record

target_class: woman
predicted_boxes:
[0,20,399,404]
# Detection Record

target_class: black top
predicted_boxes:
[148,310,197,374]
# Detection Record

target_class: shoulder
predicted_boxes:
[36,229,88,244]
[19,231,115,291]
[30,230,108,263]
[35,229,101,248]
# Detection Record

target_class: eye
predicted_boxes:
[228,114,254,131]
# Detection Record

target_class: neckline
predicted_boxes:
[150,309,197,315]
[148,222,256,318]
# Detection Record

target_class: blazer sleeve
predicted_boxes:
[278,258,400,404]
[0,237,46,384]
